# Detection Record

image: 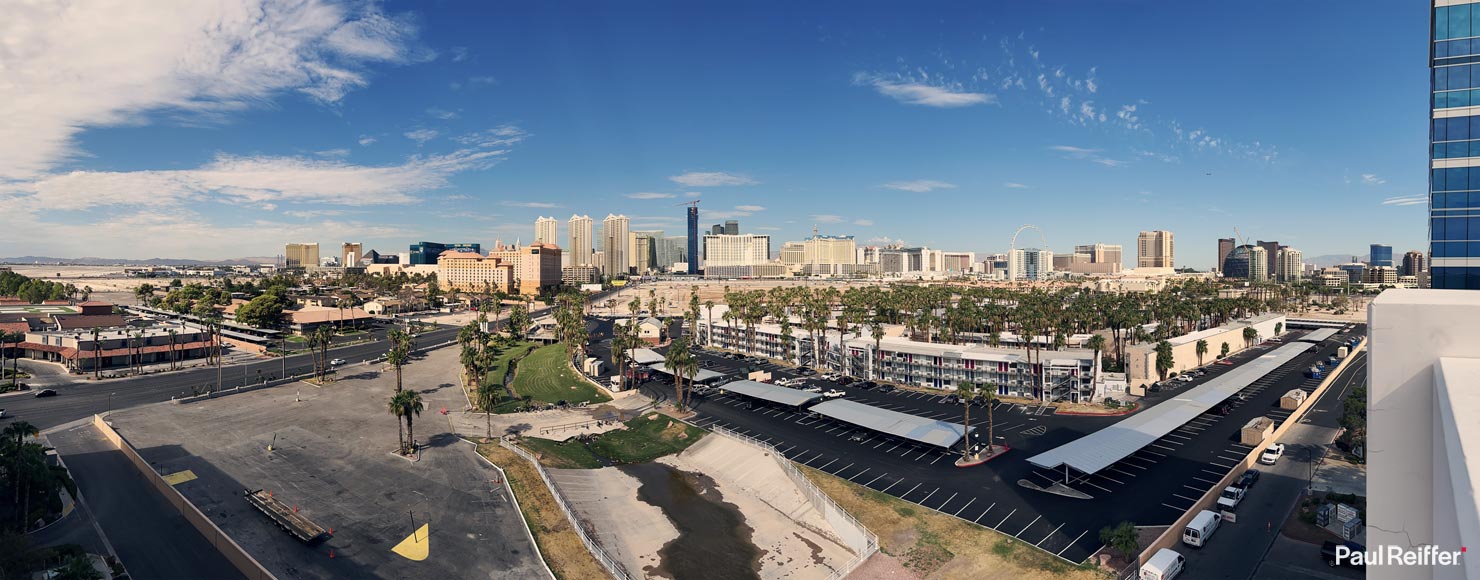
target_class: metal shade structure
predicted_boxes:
[647,362,724,383]
[1027,341,1312,475]
[629,348,665,365]
[1298,328,1338,343]
[809,399,974,449]
[718,380,822,407]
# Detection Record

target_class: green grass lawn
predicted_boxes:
[285,335,308,343]
[472,340,538,412]
[508,343,611,408]
[518,413,705,468]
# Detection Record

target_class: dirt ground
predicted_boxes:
[478,443,611,580]
[801,466,1106,580]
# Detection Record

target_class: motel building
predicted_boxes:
[18,323,215,372]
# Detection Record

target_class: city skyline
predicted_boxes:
[0,1,1426,268]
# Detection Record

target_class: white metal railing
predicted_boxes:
[500,438,634,580]
[700,423,879,580]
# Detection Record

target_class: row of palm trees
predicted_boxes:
[386,326,421,455]
[700,279,1291,400]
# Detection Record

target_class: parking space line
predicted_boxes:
[1117,461,1149,470]
[929,453,947,465]
[849,468,870,482]
[1209,461,1236,469]
[779,445,796,454]
[881,479,903,494]
[1200,469,1224,477]
[835,462,854,475]
[916,486,938,506]
[1149,443,1178,451]
[1016,515,1042,536]
[1036,523,1065,547]
[1097,472,1127,484]
[817,458,838,471]
[865,473,887,487]
[902,482,922,497]
[1057,530,1089,557]
[1162,502,1188,510]
[1192,476,1219,485]
[1136,450,1168,458]
[936,492,957,511]
[975,503,995,523]
[1172,493,1200,503]
[1165,433,1192,441]
[953,497,976,517]
[996,508,1017,530]
[1183,485,1208,493]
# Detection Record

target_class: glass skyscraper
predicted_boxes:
[1431,1,1480,288]
[1369,244,1394,268]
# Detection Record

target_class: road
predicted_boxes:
[0,324,460,431]
[1179,349,1367,580]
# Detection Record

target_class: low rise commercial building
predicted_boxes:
[18,322,214,372]
[1124,312,1287,391]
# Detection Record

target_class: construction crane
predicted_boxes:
[675,199,700,208]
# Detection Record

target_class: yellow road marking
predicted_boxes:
[391,523,430,561]
[162,470,197,485]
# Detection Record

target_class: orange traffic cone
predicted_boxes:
[329,549,335,559]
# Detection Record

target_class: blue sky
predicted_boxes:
[0,0,1427,268]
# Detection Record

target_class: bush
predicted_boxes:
[1103,398,1121,409]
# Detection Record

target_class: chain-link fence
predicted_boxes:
[499,438,634,580]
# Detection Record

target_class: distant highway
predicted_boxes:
[0,324,460,431]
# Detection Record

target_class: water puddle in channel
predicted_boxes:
[619,462,762,580]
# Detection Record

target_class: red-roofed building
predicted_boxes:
[19,323,214,372]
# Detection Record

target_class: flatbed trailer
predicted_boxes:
[243,488,329,544]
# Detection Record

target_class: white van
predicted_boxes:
[1140,548,1185,580]
[1182,510,1222,548]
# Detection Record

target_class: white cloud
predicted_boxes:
[284,209,350,219]
[881,180,956,193]
[450,46,470,62]
[810,214,845,223]
[1049,145,1124,167]
[734,205,766,212]
[1049,145,1099,155]
[684,191,702,198]
[427,107,460,120]
[754,226,781,231]
[357,135,377,146]
[853,219,874,226]
[626,192,675,199]
[701,206,764,219]
[1380,195,1426,206]
[0,0,423,180]
[1003,182,1029,189]
[454,125,528,148]
[314,148,350,158]
[669,172,757,187]
[1361,173,1387,185]
[404,128,439,144]
[853,73,995,108]
[502,201,560,208]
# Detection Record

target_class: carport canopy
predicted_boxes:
[630,348,664,365]
[1297,328,1337,343]
[648,362,724,383]
[719,380,822,407]
[1027,341,1313,475]
[809,399,974,449]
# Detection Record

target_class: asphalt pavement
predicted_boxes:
[0,324,459,432]
[633,325,1364,564]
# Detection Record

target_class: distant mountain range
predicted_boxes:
[1306,254,1370,268]
[0,256,277,266]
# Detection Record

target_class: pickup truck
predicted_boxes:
[1259,443,1285,465]
[1216,486,1246,511]
[822,389,846,399]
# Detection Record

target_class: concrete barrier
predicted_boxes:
[91,415,277,580]
[1134,338,1367,568]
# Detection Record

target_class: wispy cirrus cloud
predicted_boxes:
[810,214,844,223]
[853,219,874,226]
[1380,195,1426,207]
[669,171,757,187]
[426,107,459,120]
[1003,182,1030,189]
[625,192,675,199]
[0,0,428,181]
[735,205,766,212]
[1362,173,1387,185]
[404,128,439,144]
[881,180,956,193]
[357,135,377,146]
[1049,145,1125,167]
[501,201,560,208]
[853,73,994,108]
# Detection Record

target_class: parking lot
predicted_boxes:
[634,324,1362,563]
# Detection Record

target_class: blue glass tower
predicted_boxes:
[1431,1,1480,288]
[686,206,699,275]
[1369,244,1394,268]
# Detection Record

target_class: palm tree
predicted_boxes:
[387,391,409,454]
[387,344,409,393]
[1196,339,1209,367]
[0,331,22,389]
[1242,326,1258,349]
[397,389,425,455]
[958,382,979,461]
[702,300,715,346]
[5,421,39,504]
[1274,322,1283,337]
[476,380,500,439]
[1154,340,1174,382]
[1085,334,1106,399]
[665,337,698,411]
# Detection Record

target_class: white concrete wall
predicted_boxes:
[1368,289,1480,580]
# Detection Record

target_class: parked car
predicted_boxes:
[1320,540,1366,569]
[848,431,866,442]
[1216,360,1234,366]
[802,386,823,393]
[1235,469,1260,490]
[822,389,845,399]
[0,409,6,418]
[33,389,56,398]
[330,358,346,366]
[1259,443,1285,465]
[878,385,896,393]
[1148,382,1163,393]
